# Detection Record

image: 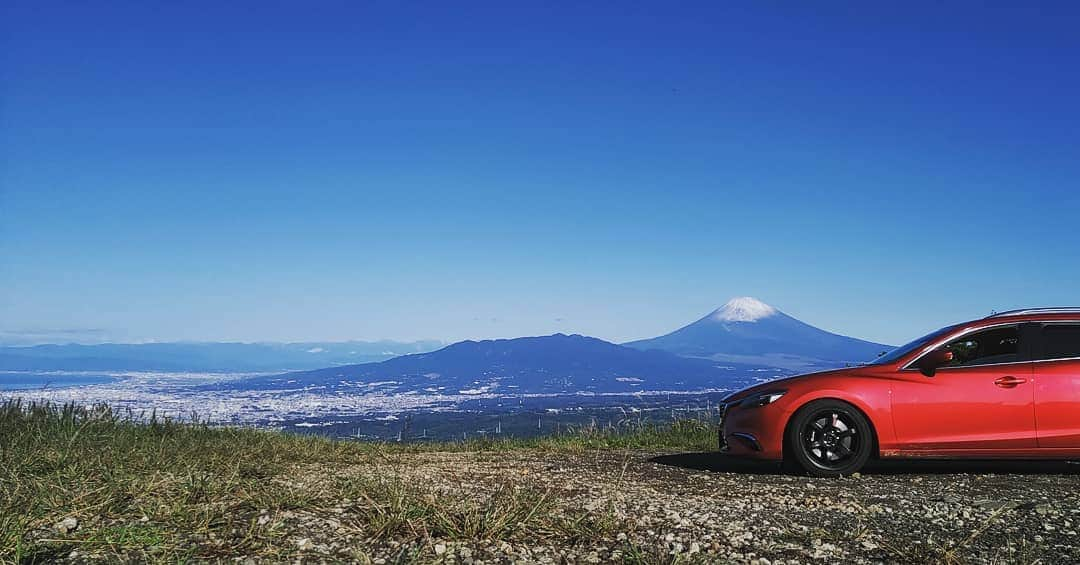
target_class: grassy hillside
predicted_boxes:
[0,400,717,563]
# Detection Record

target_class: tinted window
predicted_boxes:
[1039,325,1080,361]
[939,325,1020,367]
[869,324,962,365]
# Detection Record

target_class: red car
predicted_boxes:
[719,308,1080,477]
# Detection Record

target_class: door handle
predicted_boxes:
[994,376,1028,388]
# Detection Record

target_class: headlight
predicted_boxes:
[739,390,787,408]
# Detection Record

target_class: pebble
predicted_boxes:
[56,517,78,534]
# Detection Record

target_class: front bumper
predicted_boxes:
[716,401,783,460]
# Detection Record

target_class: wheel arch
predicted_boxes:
[780,395,882,461]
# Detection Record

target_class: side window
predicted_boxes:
[940,325,1020,368]
[1039,324,1080,361]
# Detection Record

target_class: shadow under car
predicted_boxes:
[650,452,1080,475]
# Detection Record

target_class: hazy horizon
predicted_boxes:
[0,294,951,348]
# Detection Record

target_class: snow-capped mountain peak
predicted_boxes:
[625,296,891,370]
[712,297,778,322]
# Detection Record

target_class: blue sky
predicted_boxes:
[2,1,1078,346]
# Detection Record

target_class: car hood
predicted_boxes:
[722,367,857,403]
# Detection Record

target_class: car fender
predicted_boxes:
[777,386,896,457]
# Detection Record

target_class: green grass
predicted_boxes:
[0,399,716,563]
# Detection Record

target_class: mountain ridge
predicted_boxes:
[211,333,772,395]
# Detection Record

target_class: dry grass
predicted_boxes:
[0,399,714,563]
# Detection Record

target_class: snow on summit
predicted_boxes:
[712,297,778,322]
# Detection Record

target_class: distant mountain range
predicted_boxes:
[625,297,891,370]
[0,341,443,372]
[209,333,772,395]
[2,298,892,397]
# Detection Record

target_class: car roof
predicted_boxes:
[985,307,1080,318]
[978,309,1080,324]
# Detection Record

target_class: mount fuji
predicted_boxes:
[624,297,891,370]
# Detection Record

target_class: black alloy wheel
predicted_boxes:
[786,399,873,477]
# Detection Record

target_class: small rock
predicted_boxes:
[434,543,447,555]
[56,517,78,534]
[295,538,313,551]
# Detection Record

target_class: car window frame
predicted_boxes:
[1032,322,1080,363]
[901,322,1031,372]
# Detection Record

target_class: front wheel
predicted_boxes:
[786,399,873,478]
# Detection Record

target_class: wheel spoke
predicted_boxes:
[801,408,864,471]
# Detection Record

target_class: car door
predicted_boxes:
[1032,323,1080,448]
[891,324,1036,452]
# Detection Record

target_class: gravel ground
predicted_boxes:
[229,450,1080,564]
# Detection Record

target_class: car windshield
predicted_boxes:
[865,324,962,365]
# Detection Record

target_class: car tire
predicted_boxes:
[786,399,873,478]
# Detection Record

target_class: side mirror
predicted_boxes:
[917,348,954,377]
